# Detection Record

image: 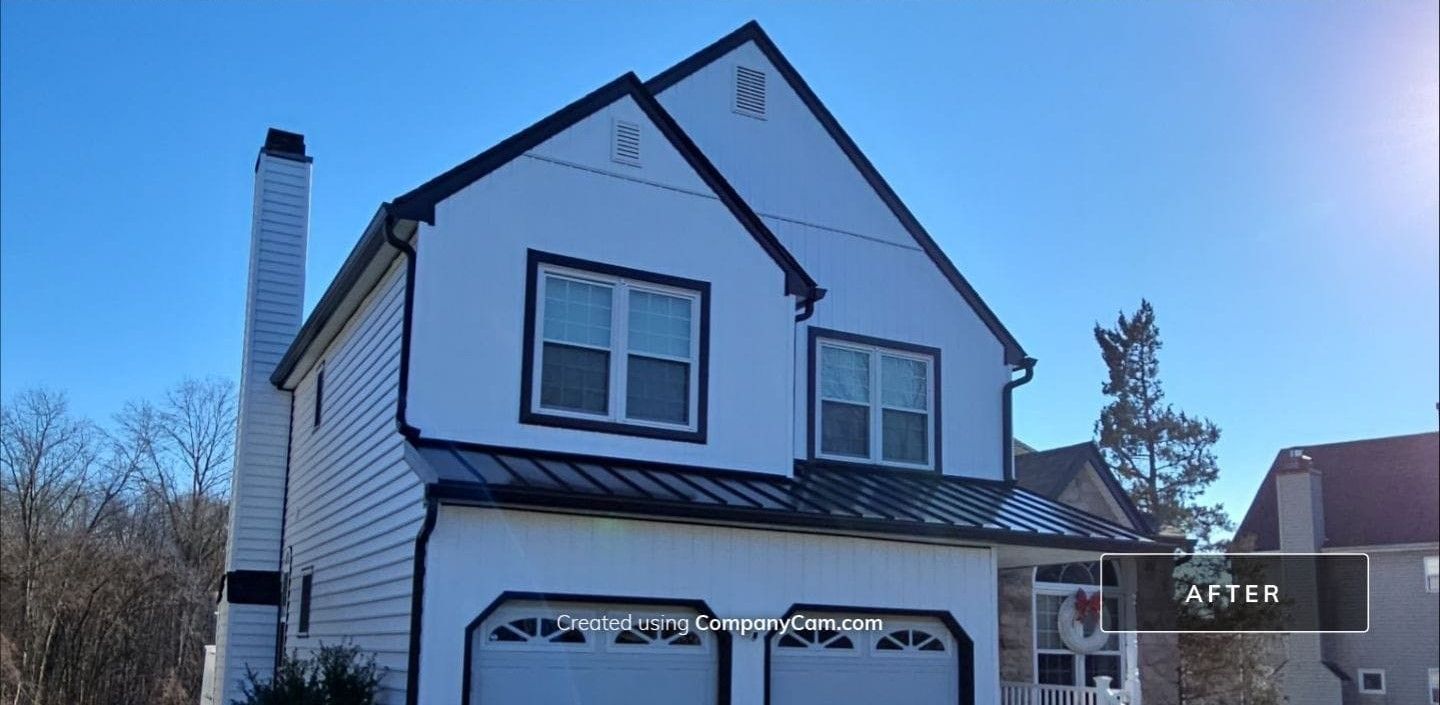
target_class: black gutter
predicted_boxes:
[794,287,826,322]
[270,208,389,387]
[1001,357,1037,482]
[379,207,422,441]
[403,495,439,705]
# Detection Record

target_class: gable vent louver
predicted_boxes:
[611,119,642,166]
[733,65,767,119]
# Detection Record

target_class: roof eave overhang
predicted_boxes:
[271,206,417,389]
[427,481,1157,554]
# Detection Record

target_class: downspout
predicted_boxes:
[382,204,432,705]
[404,495,438,705]
[273,393,297,672]
[380,206,422,441]
[1000,356,1037,482]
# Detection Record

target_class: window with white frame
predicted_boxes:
[1428,667,1438,704]
[813,332,937,469]
[1034,562,1123,689]
[524,252,707,441]
[1357,669,1385,695]
[1425,555,1438,593]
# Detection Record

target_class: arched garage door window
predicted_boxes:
[769,609,971,705]
[465,595,722,705]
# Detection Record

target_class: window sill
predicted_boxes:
[520,409,706,444]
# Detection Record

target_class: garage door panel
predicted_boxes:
[471,601,717,705]
[770,616,960,705]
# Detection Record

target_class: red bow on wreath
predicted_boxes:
[1073,589,1102,631]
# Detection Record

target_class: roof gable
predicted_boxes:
[647,21,1028,365]
[391,72,816,300]
[1015,441,1151,533]
[273,72,820,386]
[1235,432,1439,550]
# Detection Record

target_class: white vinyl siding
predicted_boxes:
[817,339,934,469]
[533,265,700,430]
[283,261,424,701]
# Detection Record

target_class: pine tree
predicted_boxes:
[1094,299,1232,548]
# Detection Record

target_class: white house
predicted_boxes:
[207,22,1160,705]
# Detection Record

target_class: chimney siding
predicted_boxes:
[1275,451,1344,705]
[210,132,310,705]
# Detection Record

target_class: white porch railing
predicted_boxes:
[1000,678,1130,705]
[1000,683,1101,705]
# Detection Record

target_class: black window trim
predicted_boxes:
[520,249,711,444]
[297,567,314,638]
[806,326,942,473]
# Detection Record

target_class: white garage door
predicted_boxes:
[470,601,717,705]
[770,616,959,705]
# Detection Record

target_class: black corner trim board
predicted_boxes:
[761,603,974,705]
[519,249,711,444]
[224,570,282,606]
[459,591,732,705]
[806,326,943,473]
[647,20,1028,366]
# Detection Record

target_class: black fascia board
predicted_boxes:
[272,71,820,387]
[646,20,1029,365]
[270,206,390,387]
[387,72,817,299]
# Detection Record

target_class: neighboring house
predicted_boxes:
[205,22,1163,705]
[1235,432,1440,705]
[1000,441,1182,705]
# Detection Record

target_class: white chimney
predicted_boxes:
[209,128,310,705]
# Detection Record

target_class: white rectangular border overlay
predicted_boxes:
[1098,551,1370,634]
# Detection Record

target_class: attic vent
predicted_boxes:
[733,65,766,119]
[611,119,641,166]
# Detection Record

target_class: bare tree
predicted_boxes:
[0,380,235,705]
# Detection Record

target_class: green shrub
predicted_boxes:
[234,643,385,705]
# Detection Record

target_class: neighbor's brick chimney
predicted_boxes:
[208,128,311,705]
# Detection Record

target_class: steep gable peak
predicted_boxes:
[647,21,1029,366]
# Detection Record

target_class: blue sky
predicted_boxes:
[3,2,1436,530]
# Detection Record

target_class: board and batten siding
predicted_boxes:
[417,507,1000,705]
[405,94,797,474]
[282,259,424,702]
[654,41,1012,479]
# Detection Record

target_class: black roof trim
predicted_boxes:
[270,206,392,386]
[271,71,820,386]
[647,21,1029,365]
[410,437,1155,553]
[389,72,817,299]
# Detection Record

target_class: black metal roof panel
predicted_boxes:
[413,439,1155,552]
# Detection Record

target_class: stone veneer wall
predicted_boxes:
[1138,632,1180,705]
[999,567,1034,682]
